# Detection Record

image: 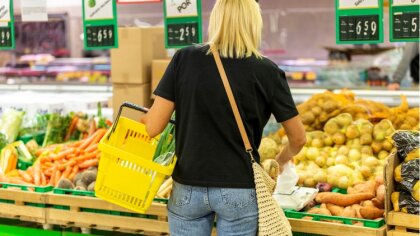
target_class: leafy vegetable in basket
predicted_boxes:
[0,109,24,144]
[153,116,175,166]
[18,113,49,138]
[0,133,7,151]
[42,113,71,147]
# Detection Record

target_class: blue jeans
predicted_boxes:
[168,181,258,236]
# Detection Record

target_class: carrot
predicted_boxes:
[57,160,77,171]
[41,172,47,186]
[75,152,97,163]
[90,129,106,145]
[78,159,99,169]
[48,168,57,186]
[34,162,41,186]
[9,177,31,185]
[65,116,79,141]
[67,154,77,159]
[51,148,75,161]
[68,166,79,181]
[61,166,72,180]
[79,129,103,150]
[18,170,33,183]
[43,162,54,168]
[39,156,51,163]
[68,140,83,148]
[85,144,98,153]
[54,170,62,187]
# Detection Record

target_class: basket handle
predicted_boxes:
[109,102,175,140]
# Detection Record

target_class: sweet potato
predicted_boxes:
[326,204,344,216]
[352,204,363,218]
[341,206,357,218]
[316,192,374,207]
[307,207,332,216]
[372,198,385,209]
[376,184,385,203]
[347,181,376,196]
[360,206,384,219]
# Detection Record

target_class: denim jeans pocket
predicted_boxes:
[220,188,256,209]
[171,182,192,207]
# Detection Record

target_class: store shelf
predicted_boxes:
[0,84,112,93]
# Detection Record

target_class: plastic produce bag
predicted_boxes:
[391,191,419,215]
[275,162,299,195]
[395,159,420,181]
[0,109,24,144]
[392,131,420,161]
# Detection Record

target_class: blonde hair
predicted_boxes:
[208,0,263,59]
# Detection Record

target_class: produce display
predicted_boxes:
[391,130,419,215]
[304,177,385,220]
[0,104,112,193]
[0,129,105,187]
[273,114,394,189]
[283,90,419,132]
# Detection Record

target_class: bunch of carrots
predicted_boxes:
[1,129,107,187]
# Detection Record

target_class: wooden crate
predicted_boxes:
[45,193,170,235]
[288,218,387,236]
[0,188,47,224]
[387,211,420,236]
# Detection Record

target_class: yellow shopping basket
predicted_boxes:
[96,102,176,213]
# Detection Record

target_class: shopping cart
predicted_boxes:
[96,102,176,213]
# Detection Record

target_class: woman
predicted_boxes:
[142,0,306,235]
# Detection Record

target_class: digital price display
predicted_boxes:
[390,0,420,42]
[167,22,199,46]
[85,25,115,47]
[339,15,380,41]
[164,0,202,49]
[0,27,13,48]
[336,0,384,44]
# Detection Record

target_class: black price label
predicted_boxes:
[86,25,115,48]
[167,22,199,47]
[0,27,12,48]
[339,15,379,41]
[393,12,419,39]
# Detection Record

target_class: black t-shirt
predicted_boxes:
[154,45,298,188]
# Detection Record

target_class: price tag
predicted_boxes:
[336,0,384,44]
[390,0,420,41]
[0,0,15,49]
[164,0,202,48]
[82,0,119,50]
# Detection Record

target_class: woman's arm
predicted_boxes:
[275,115,306,166]
[141,96,175,138]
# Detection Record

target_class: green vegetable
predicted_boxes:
[96,102,110,129]
[18,114,48,137]
[0,109,24,144]
[88,0,96,8]
[42,113,71,147]
[0,133,7,151]
[153,114,175,166]
[12,141,33,163]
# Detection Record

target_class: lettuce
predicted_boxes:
[0,109,24,144]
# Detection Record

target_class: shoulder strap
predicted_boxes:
[211,46,254,156]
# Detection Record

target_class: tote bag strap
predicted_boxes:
[211,46,255,160]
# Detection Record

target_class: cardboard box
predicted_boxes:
[112,83,152,120]
[151,59,171,97]
[111,27,168,84]
[384,152,399,217]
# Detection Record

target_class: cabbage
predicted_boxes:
[0,109,24,144]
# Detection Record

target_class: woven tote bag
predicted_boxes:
[212,47,292,236]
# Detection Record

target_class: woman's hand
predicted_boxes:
[142,96,175,138]
[275,115,306,166]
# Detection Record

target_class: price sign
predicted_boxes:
[336,0,384,44]
[164,0,202,48]
[0,0,15,50]
[82,0,119,50]
[390,0,420,42]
